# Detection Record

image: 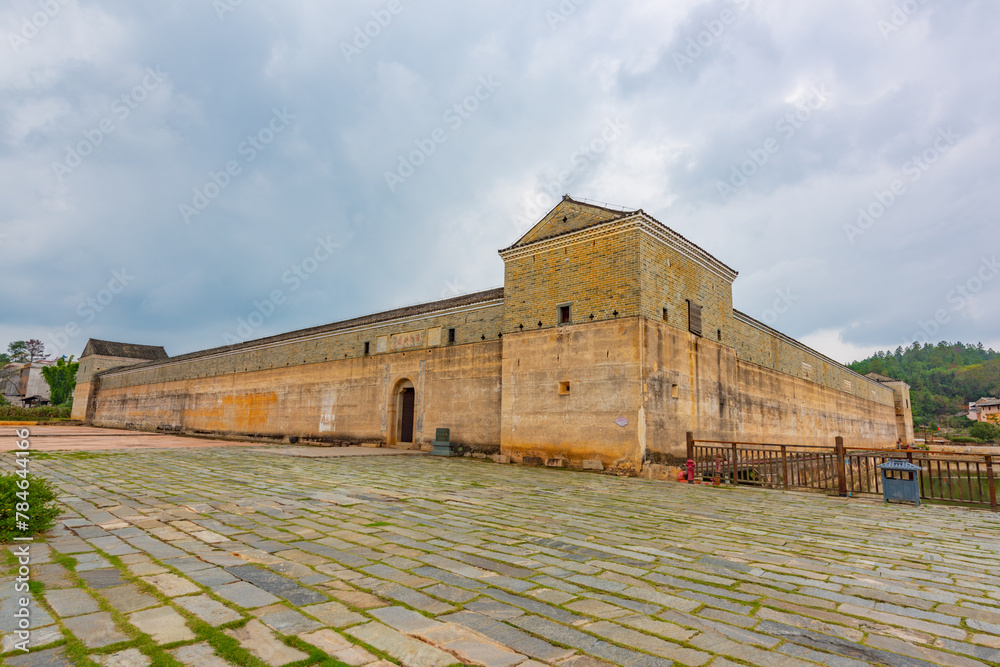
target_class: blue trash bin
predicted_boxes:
[878,459,922,506]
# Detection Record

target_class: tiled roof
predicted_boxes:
[81,340,169,360]
[865,372,899,383]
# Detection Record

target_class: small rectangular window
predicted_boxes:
[717,328,722,341]
[558,304,571,325]
[363,341,370,356]
[558,381,571,394]
[448,328,456,344]
[662,307,668,322]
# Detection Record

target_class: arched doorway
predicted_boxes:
[388,379,415,447]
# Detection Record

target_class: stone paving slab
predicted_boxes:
[174,593,244,625]
[225,619,310,666]
[101,583,159,613]
[170,641,237,666]
[42,587,100,617]
[6,442,1000,667]
[91,647,151,666]
[128,605,196,643]
[6,646,72,666]
[62,611,129,648]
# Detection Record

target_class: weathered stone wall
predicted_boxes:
[499,317,899,469]
[90,341,502,448]
[641,318,898,457]
[499,318,644,473]
[882,380,915,444]
[71,355,152,420]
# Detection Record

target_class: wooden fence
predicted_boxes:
[686,433,998,511]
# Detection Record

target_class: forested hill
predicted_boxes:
[848,342,1000,426]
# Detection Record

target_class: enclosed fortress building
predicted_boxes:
[73,197,913,472]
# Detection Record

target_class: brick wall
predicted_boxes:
[501,228,641,333]
[729,312,892,407]
[638,233,734,345]
[97,302,503,389]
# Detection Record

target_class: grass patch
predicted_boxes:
[0,472,61,543]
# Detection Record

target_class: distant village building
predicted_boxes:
[1,360,55,406]
[72,197,914,472]
[968,397,1000,423]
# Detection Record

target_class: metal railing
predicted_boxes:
[686,433,998,511]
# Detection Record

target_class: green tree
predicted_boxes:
[0,352,9,365]
[969,421,1000,443]
[6,341,28,363]
[849,341,1000,423]
[41,356,78,406]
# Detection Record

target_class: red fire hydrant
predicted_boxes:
[686,459,695,484]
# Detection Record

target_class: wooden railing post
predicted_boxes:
[987,455,997,511]
[732,443,738,486]
[781,445,789,489]
[835,436,847,497]
[686,431,694,460]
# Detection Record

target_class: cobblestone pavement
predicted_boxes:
[3,445,1000,666]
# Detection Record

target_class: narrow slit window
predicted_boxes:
[687,300,702,336]
[558,304,571,325]
[363,341,370,356]
[448,328,456,344]
[662,307,668,322]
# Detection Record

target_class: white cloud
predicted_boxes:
[1,0,998,361]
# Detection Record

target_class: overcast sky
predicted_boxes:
[2,0,998,366]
